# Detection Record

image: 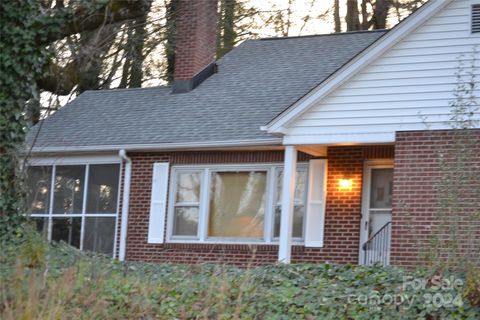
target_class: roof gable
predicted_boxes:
[264,0,455,134]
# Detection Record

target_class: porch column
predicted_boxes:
[278,145,297,263]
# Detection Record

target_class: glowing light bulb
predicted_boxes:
[339,179,353,189]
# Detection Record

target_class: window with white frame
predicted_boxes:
[167,164,308,243]
[26,163,120,256]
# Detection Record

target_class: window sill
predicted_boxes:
[165,239,305,246]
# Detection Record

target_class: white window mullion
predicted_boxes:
[113,161,123,259]
[166,168,177,242]
[198,169,210,242]
[264,167,276,243]
[47,165,56,242]
[80,164,89,250]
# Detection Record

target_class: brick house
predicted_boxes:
[26,0,480,267]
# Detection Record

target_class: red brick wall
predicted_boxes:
[391,129,480,267]
[119,146,394,266]
[174,0,218,80]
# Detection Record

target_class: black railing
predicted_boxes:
[362,221,391,266]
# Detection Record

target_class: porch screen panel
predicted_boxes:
[26,166,52,214]
[53,165,85,214]
[86,164,120,214]
[208,171,266,238]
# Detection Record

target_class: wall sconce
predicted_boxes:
[339,178,353,190]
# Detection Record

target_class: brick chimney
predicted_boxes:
[172,0,218,93]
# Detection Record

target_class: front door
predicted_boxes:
[359,161,393,265]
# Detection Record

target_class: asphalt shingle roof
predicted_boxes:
[28,30,386,151]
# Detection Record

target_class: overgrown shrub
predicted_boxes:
[1,231,479,319]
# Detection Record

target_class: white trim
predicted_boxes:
[265,0,453,133]
[166,162,308,245]
[278,146,297,263]
[282,132,396,145]
[29,139,283,154]
[198,169,210,241]
[167,169,203,241]
[118,150,132,261]
[264,167,277,243]
[112,158,123,259]
[359,160,394,264]
[27,161,121,258]
[31,213,118,217]
[79,164,90,251]
[28,155,121,166]
[47,165,55,242]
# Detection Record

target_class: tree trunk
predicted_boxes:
[361,0,369,30]
[372,0,390,29]
[119,22,134,89]
[217,0,236,58]
[334,0,341,32]
[130,6,150,87]
[76,24,120,93]
[165,0,179,83]
[346,0,361,31]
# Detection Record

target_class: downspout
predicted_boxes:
[118,149,132,261]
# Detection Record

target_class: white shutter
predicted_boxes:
[305,159,327,247]
[147,162,170,244]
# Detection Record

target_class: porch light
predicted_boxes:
[339,178,353,190]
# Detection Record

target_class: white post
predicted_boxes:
[278,145,297,263]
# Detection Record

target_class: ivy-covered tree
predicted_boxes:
[0,0,150,239]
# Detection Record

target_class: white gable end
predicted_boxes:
[283,0,480,145]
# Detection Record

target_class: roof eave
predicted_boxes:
[28,138,284,155]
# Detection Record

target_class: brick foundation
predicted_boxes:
[391,129,480,267]
[118,146,394,266]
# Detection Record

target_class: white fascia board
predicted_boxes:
[29,138,283,154]
[28,154,121,165]
[282,132,396,145]
[265,0,453,133]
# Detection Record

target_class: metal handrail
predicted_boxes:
[362,221,391,266]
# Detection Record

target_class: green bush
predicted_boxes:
[1,231,479,319]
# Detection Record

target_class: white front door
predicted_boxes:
[359,161,393,265]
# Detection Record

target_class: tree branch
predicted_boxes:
[42,0,151,44]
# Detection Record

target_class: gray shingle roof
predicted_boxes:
[28,30,386,152]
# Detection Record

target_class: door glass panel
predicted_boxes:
[369,169,393,209]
